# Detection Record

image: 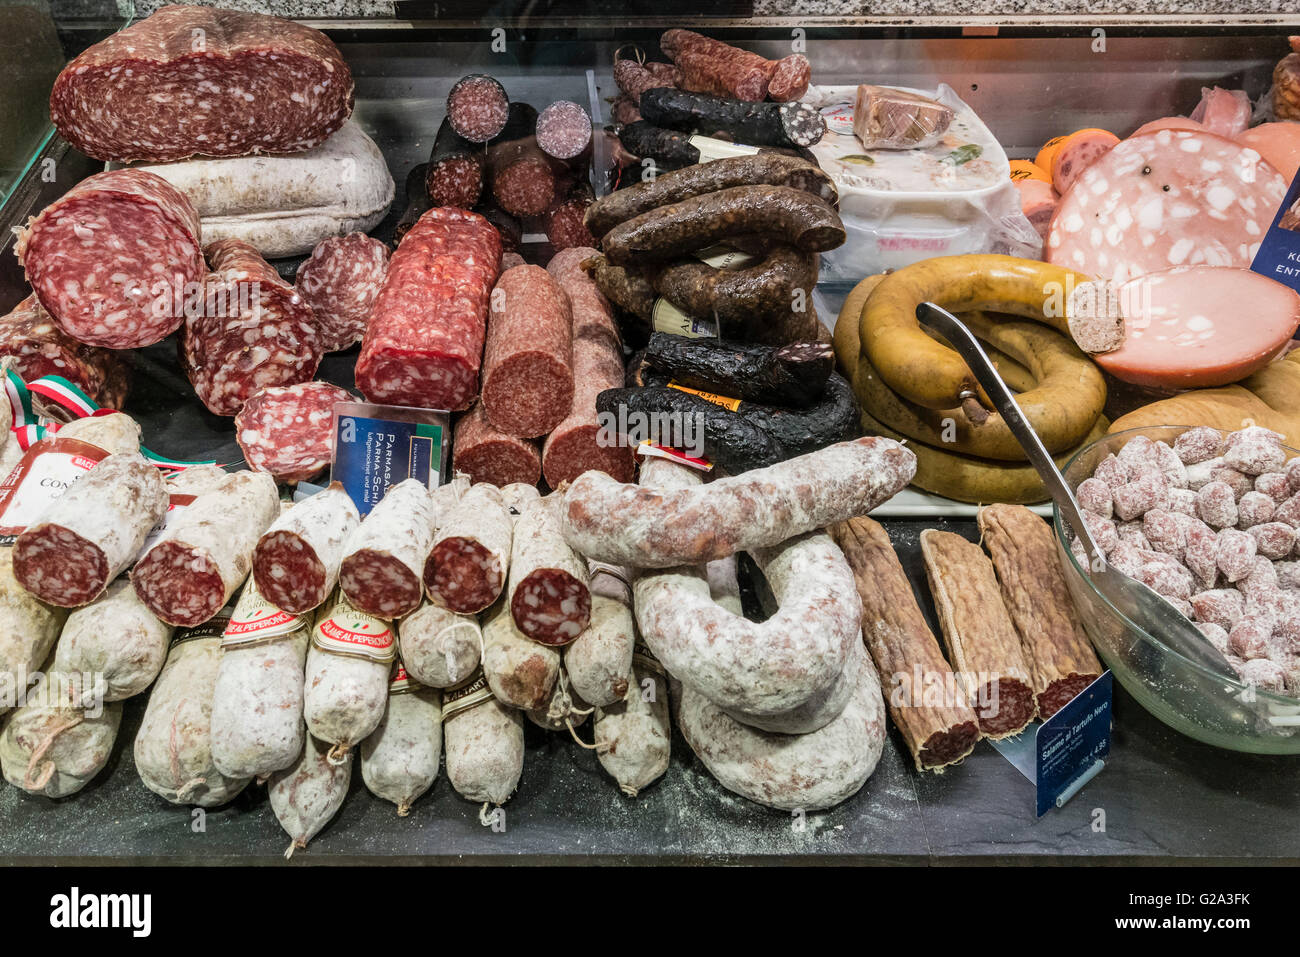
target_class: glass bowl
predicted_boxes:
[1053,426,1300,754]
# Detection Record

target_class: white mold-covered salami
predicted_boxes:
[360,665,442,816]
[0,549,68,718]
[722,637,865,735]
[424,482,514,614]
[339,478,433,620]
[54,411,142,455]
[14,452,168,608]
[525,669,590,731]
[134,609,252,807]
[593,650,671,797]
[442,670,525,805]
[270,733,353,859]
[498,482,541,514]
[253,483,360,615]
[304,593,394,761]
[563,562,635,708]
[0,699,122,798]
[52,578,173,704]
[676,647,886,811]
[398,599,482,689]
[133,470,280,627]
[482,597,560,711]
[508,493,591,646]
[166,464,233,497]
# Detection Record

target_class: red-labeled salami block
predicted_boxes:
[0,296,129,409]
[542,248,635,487]
[16,169,202,350]
[481,265,574,438]
[183,239,323,417]
[1046,129,1286,284]
[295,233,390,353]
[236,381,356,483]
[453,403,541,488]
[355,207,502,412]
[49,5,354,164]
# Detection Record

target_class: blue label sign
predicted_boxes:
[1251,166,1300,304]
[331,402,447,515]
[1035,671,1112,817]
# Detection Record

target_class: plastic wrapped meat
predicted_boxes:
[853,85,954,150]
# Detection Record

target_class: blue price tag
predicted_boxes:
[1034,671,1112,816]
[330,402,448,515]
[1251,167,1300,303]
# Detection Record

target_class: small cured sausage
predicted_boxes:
[133,470,280,627]
[0,698,122,798]
[563,436,916,568]
[482,597,560,710]
[0,297,130,410]
[564,562,635,708]
[592,646,670,796]
[446,74,510,143]
[339,478,434,620]
[253,483,360,615]
[133,607,252,807]
[659,29,810,102]
[508,493,591,646]
[304,593,396,761]
[442,669,525,805]
[0,549,68,719]
[270,733,353,859]
[535,100,592,160]
[15,452,168,608]
[360,662,442,815]
[52,579,173,704]
[481,265,574,438]
[426,116,486,208]
[614,58,677,100]
[236,381,355,483]
[452,403,541,488]
[294,233,391,353]
[640,88,825,148]
[399,599,481,689]
[425,483,513,614]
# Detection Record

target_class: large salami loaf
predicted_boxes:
[183,239,323,416]
[0,297,130,410]
[236,382,355,483]
[132,470,280,627]
[480,265,574,438]
[355,207,502,412]
[253,483,359,615]
[541,248,635,487]
[50,5,354,164]
[15,169,203,349]
[14,452,169,608]
[452,403,541,488]
[294,232,391,353]
[52,579,173,704]
[339,478,434,620]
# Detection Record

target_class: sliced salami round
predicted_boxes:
[236,381,355,484]
[535,101,592,161]
[424,483,514,614]
[1046,128,1287,284]
[294,233,390,353]
[253,483,360,615]
[446,74,510,144]
[452,403,541,488]
[508,494,590,646]
[338,479,434,620]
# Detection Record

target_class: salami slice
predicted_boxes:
[183,240,323,417]
[15,169,203,349]
[425,482,514,614]
[0,296,130,410]
[446,74,510,144]
[253,483,360,615]
[507,493,591,646]
[294,233,390,353]
[236,381,355,483]
[452,403,541,488]
[426,117,486,209]
[14,452,168,608]
[355,207,502,411]
[481,265,574,438]
[1046,128,1287,284]
[535,101,593,161]
[49,5,354,163]
[339,479,434,620]
[132,471,280,627]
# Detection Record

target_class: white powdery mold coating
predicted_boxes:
[360,683,442,816]
[443,692,524,805]
[507,493,591,646]
[0,549,68,717]
[253,482,359,615]
[593,658,671,797]
[0,700,123,798]
[338,478,433,620]
[53,578,173,703]
[562,564,635,709]
[481,598,561,710]
[303,638,390,759]
[397,600,482,689]
[425,482,514,614]
[270,733,353,859]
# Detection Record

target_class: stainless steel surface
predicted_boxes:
[916,302,1237,682]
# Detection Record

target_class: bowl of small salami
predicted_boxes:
[1053,425,1300,753]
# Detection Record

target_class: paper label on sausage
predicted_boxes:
[692,245,759,270]
[689,135,761,163]
[441,669,493,720]
[223,579,309,649]
[666,381,743,411]
[633,638,667,677]
[636,440,713,473]
[0,437,110,542]
[651,298,717,338]
[312,594,396,663]
[174,605,235,647]
[390,658,414,695]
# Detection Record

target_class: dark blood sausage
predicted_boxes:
[452,404,542,488]
[659,29,811,103]
[614,58,678,100]
[480,265,574,438]
[640,88,825,148]
[603,185,846,265]
[425,483,514,614]
[584,154,838,238]
[544,191,596,252]
[487,102,556,217]
[294,233,391,353]
[16,169,203,350]
[425,116,485,208]
[535,101,593,160]
[14,452,168,608]
[583,254,658,322]
[0,296,129,409]
[254,483,359,615]
[617,120,700,171]
[508,494,591,646]
[542,247,636,488]
[235,381,356,483]
[446,74,510,143]
[183,239,323,417]
[355,207,502,411]
[394,164,432,245]
[640,332,832,406]
[652,243,818,328]
[48,5,354,163]
[339,479,434,620]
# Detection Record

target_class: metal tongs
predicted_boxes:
[916,302,1238,680]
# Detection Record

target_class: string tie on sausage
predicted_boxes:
[326,742,350,766]
[23,711,84,791]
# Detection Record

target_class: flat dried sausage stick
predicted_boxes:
[508,493,591,646]
[920,530,1037,738]
[253,483,360,615]
[15,452,168,608]
[424,482,513,614]
[563,436,916,568]
[830,517,981,771]
[977,505,1103,720]
[339,478,434,620]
